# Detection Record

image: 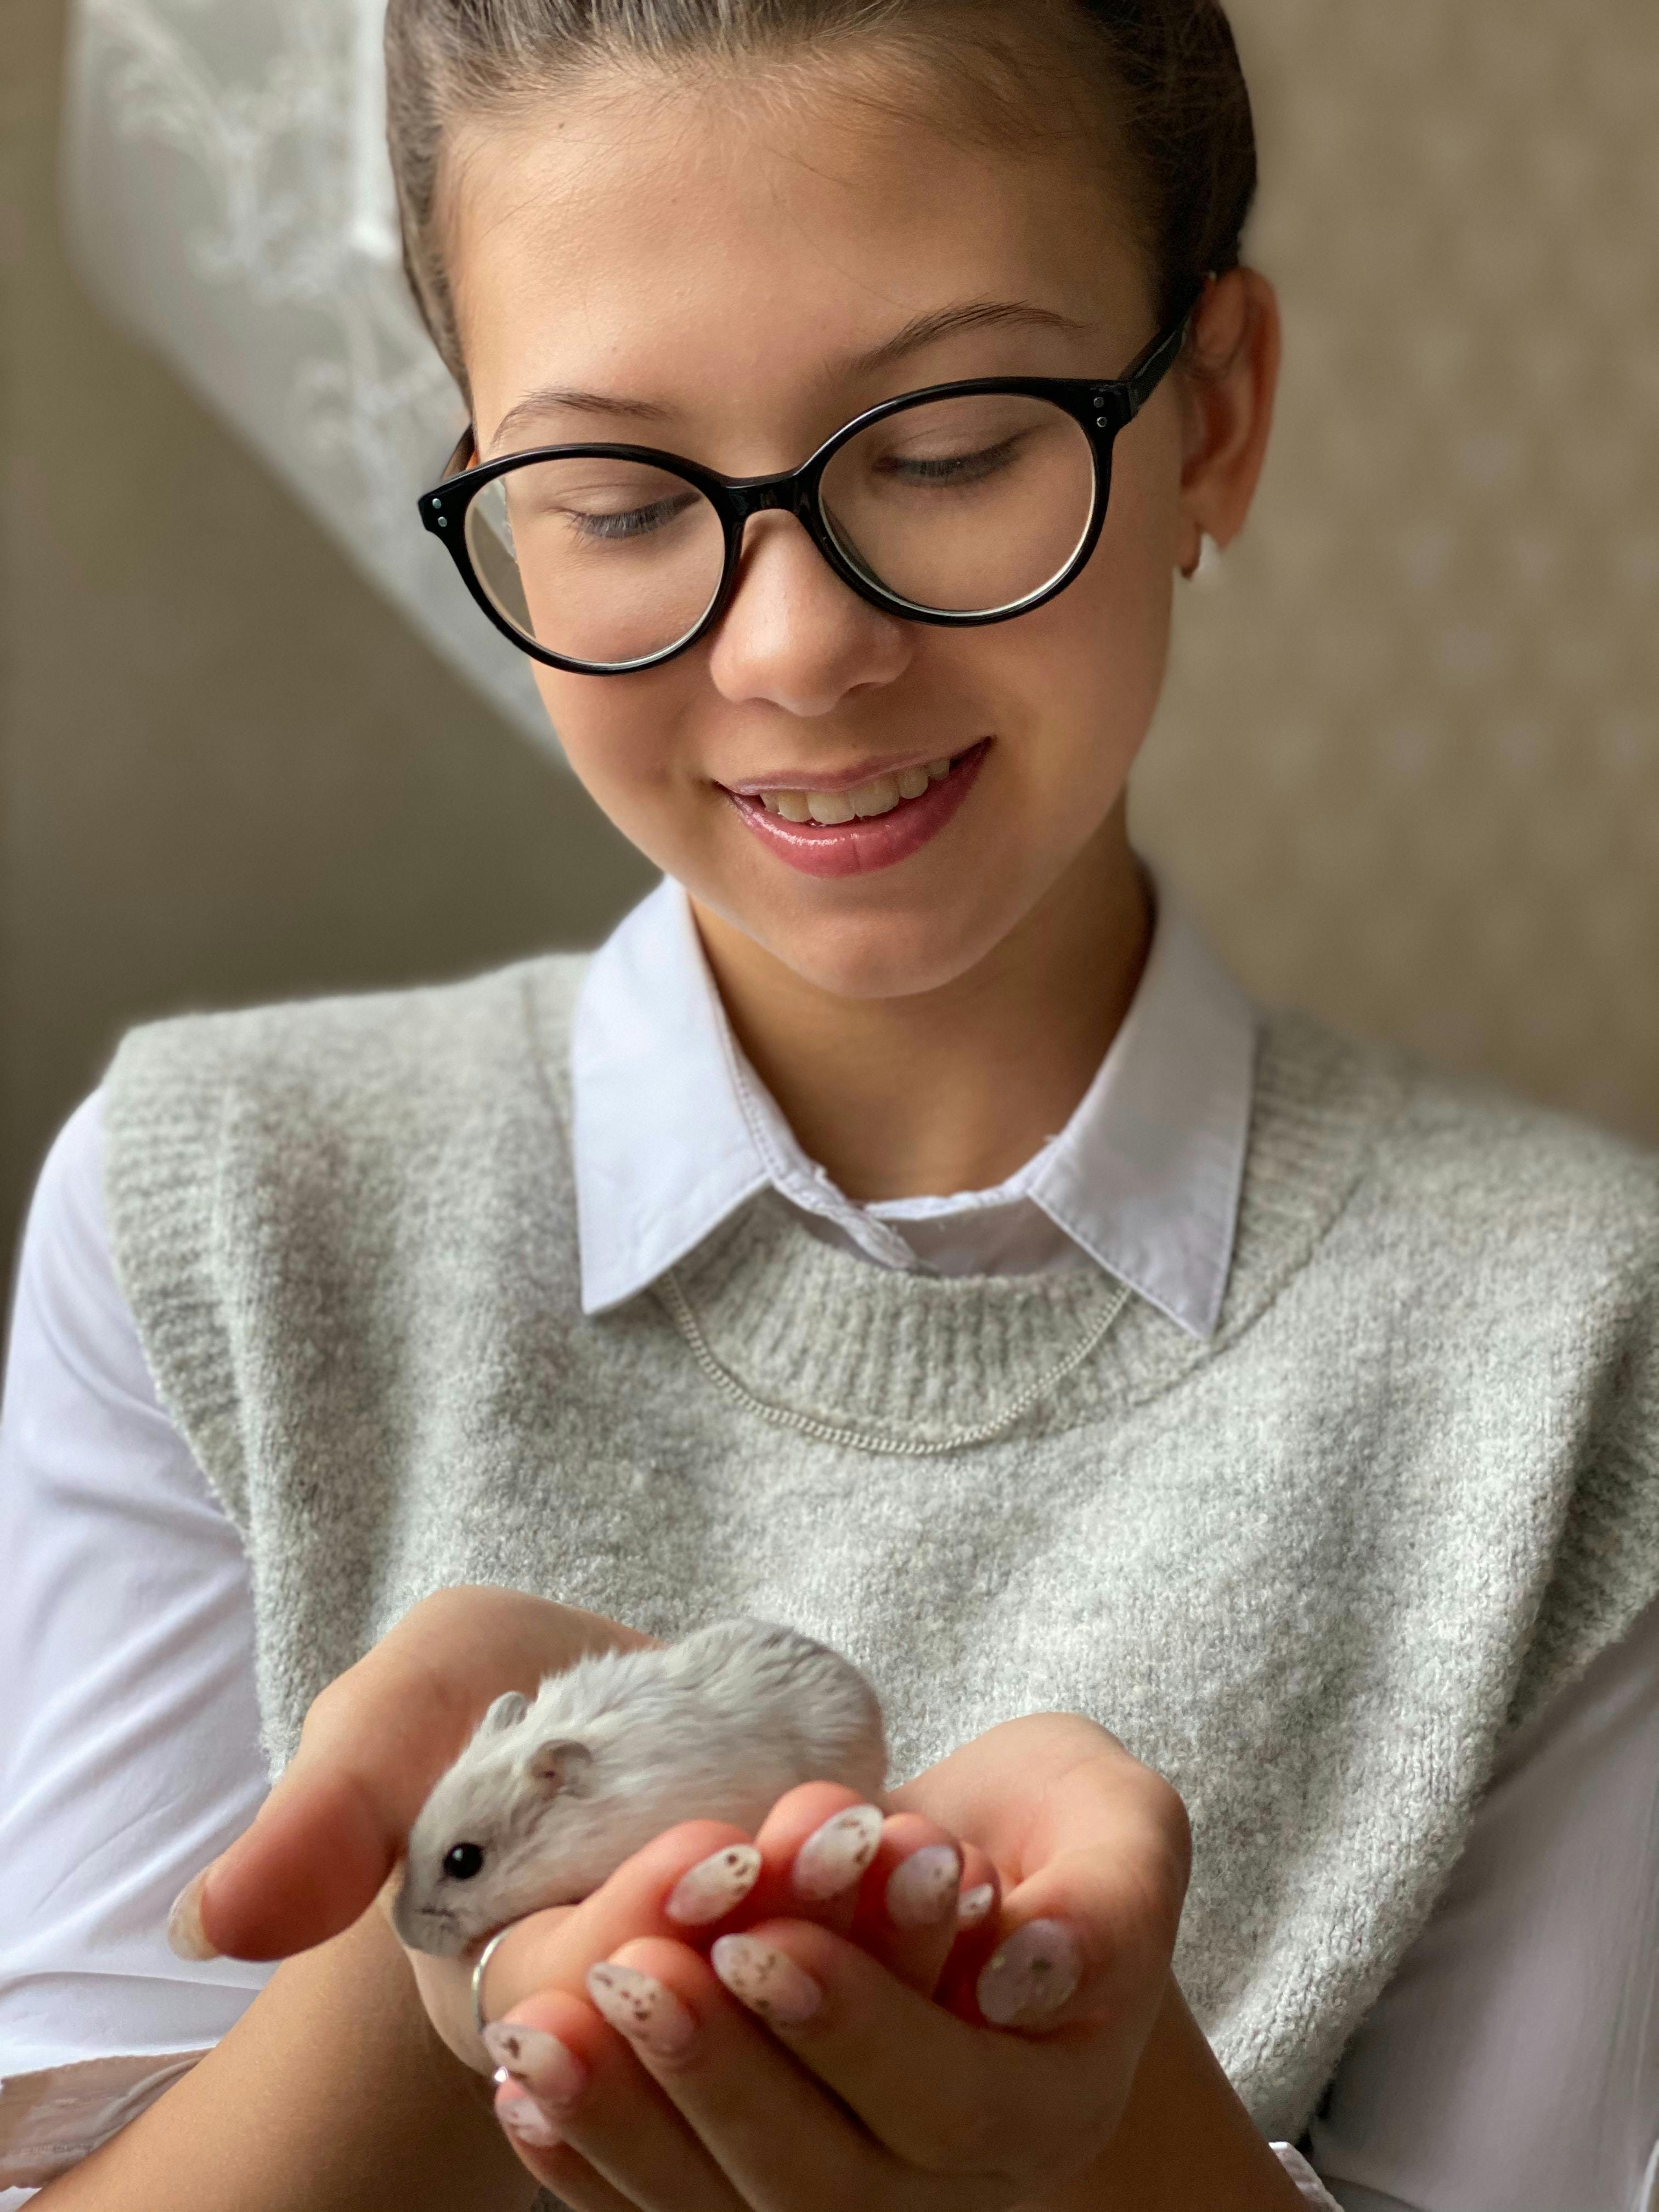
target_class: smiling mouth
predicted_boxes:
[722,747,981,825]
[761,756,954,823]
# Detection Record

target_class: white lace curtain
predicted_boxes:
[60,0,555,756]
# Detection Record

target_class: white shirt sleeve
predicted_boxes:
[1308,1587,1659,2212]
[0,1092,275,2199]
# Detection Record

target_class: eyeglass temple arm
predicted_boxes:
[442,424,477,480]
[1120,274,1216,418]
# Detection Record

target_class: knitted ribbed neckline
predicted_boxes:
[524,974,1413,1451]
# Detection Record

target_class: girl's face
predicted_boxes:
[448,60,1224,1001]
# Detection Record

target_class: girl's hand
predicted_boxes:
[166,1583,669,1961]
[391,1778,996,2076]
[470,1714,1191,2212]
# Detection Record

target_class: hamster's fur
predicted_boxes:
[392,1617,889,1956]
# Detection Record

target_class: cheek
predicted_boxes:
[529,666,700,855]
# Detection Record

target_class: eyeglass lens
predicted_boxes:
[463,392,1099,669]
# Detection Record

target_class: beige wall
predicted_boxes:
[1136,0,1659,1148]
[4,0,1656,1291]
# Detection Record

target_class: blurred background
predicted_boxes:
[2,0,1656,1288]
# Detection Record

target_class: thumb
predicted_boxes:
[168,1586,661,1962]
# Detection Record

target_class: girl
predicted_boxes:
[2,3,1655,2208]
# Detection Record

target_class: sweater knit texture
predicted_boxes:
[100,952,1659,2149]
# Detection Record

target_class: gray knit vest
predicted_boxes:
[100,953,1659,2146]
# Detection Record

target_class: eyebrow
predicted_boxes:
[484,299,1090,454]
[850,298,1091,374]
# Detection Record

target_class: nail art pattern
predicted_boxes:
[977,1917,1082,2025]
[495,2075,562,2149]
[792,1803,884,1901]
[482,2021,588,2107]
[710,1933,823,2025]
[586,1960,699,2057]
[957,1882,996,1929]
[885,1843,962,1928]
[665,1842,764,1925]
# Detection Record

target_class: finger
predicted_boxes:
[924,1839,1002,2012]
[736,1780,1002,2001]
[845,1814,967,1991]
[171,1587,661,1960]
[696,1915,1132,2195]
[487,1933,989,2212]
[490,2104,641,2212]
[487,1968,747,2211]
[888,1713,1190,2036]
[699,1780,881,1942]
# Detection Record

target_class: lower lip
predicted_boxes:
[723,739,991,879]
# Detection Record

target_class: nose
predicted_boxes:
[704,510,912,716]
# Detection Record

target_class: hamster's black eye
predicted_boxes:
[443,1842,486,1881]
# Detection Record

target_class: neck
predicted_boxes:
[689,803,1153,1203]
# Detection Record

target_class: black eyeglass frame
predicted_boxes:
[417,282,1209,676]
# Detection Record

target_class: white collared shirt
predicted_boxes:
[0,867,1655,2210]
[572,868,1255,1331]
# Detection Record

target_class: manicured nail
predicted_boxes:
[665,1843,763,1926]
[977,1917,1083,2026]
[494,2072,562,2148]
[792,1803,884,1901]
[885,1843,962,1928]
[482,2021,588,2108]
[166,1870,219,1961]
[586,1961,699,2058]
[711,1933,823,2025]
[957,1882,996,1929]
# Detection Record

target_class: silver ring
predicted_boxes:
[471,1927,514,2044]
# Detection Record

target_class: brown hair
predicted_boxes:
[384,0,1257,402]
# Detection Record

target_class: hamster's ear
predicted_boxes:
[526,1739,595,1796]
[482,1690,529,1734]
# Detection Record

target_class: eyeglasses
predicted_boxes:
[417,285,1205,677]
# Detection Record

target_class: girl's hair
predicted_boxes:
[384,0,1257,403]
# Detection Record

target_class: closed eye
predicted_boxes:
[876,435,1025,489]
[558,492,704,543]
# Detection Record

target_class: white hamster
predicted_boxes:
[392,1616,889,1957]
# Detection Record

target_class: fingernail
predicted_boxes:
[957,1882,996,1929]
[483,2021,588,2108]
[792,1803,884,1901]
[885,1843,962,1928]
[586,1960,699,2058]
[166,1870,220,1961]
[494,2072,562,2148]
[665,1842,763,1926]
[977,1917,1083,2026]
[711,1932,823,2025]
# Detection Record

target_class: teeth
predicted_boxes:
[850,775,900,819]
[805,789,857,825]
[754,752,959,825]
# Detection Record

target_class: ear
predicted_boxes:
[1175,266,1282,570]
[526,1738,595,1795]
[482,1690,528,1734]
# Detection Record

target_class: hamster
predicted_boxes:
[392,1616,890,1957]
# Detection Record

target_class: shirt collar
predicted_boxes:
[571,865,1257,1337]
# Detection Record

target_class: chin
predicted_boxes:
[770,906,1013,1002]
